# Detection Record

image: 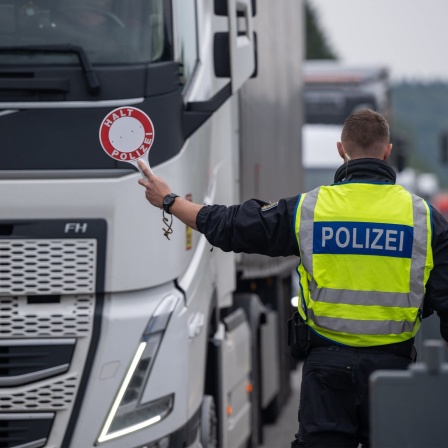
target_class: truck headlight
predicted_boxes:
[98,294,179,443]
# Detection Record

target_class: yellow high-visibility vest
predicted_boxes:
[294,182,433,346]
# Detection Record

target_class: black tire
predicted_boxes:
[201,395,218,448]
[263,394,280,424]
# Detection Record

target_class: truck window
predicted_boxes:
[303,62,389,125]
[173,0,198,90]
[0,0,168,65]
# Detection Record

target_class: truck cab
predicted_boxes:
[0,1,304,447]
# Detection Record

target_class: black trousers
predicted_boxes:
[295,345,411,448]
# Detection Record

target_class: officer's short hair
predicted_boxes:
[341,109,390,154]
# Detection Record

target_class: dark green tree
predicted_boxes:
[305,1,337,60]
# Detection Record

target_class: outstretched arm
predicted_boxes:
[137,160,203,230]
[137,161,299,256]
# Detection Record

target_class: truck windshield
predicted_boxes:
[304,90,378,125]
[0,0,168,65]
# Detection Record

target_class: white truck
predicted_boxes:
[302,60,403,190]
[0,1,304,447]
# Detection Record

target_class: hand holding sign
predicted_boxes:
[137,159,202,235]
[99,106,155,176]
[137,159,177,240]
[137,160,172,209]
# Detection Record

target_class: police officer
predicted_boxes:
[137,109,448,448]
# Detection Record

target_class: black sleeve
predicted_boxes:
[195,196,300,257]
[425,206,448,341]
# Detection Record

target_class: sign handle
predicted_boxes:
[129,158,153,178]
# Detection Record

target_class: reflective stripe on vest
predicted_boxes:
[295,182,433,347]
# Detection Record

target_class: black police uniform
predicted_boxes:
[195,158,448,447]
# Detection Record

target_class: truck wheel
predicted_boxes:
[201,395,218,448]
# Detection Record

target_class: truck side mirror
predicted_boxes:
[214,0,256,16]
[213,0,256,92]
[183,0,257,139]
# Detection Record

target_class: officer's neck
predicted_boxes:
[334,158,396,184]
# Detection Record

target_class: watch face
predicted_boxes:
[163,194,177,213]
[163,194,174,207]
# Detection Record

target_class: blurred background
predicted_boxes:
[304,0,448,218]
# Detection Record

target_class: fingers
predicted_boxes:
[136,161,171,209]
[137,160,152,179]
[137,160,152,188]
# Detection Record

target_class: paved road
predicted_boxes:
[259,364,303,448]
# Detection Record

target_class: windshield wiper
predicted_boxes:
[0,44,100,94]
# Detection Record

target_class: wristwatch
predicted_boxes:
[162,193,179,214]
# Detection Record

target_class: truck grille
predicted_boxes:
[0,234,99,447]
[0,413,54,448]
[0,294,93,338]
[0,218,106,447]
[0,293,95,412]
[0,376,78,411]
[0,239,96,296]
[0,339,76,387]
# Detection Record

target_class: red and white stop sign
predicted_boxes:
[99,107,154,162]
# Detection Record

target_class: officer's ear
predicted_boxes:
[383,143,393,161]
[337,142,346,161]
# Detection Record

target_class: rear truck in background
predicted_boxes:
[302,61,441,210]
[302,60,406,190]
[0,1,304,447]
[302,62,441,210]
